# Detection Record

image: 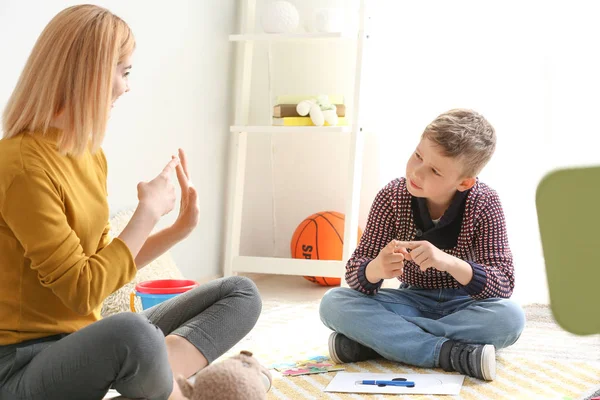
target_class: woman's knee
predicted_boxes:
[107,313,167,360]
[223,276,262,323]
[222,276,260,297]
[106,314,172,398]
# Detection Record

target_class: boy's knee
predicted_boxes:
[487,300,526,348]
[319,287,353,322]
[499,300,526,338]
[321,287,357,303]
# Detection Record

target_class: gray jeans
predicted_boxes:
[0,276,261,400]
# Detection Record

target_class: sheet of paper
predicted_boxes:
[324,372,465,395]
[103,389,122,399]
[271,355,344,376]
[278,363,345,376]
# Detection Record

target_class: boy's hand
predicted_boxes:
[397,240,455,272]
[366,240,407,283]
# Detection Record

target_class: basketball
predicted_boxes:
[290,211,363,286]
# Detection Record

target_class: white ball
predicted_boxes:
[296,101,311,116]
[261,1,299,34]
[322,109,339,126]
[309,104,325,126]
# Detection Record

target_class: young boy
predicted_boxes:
[319,109,525,381]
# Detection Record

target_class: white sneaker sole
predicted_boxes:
[328,332,343,364]
[480,344,496,381]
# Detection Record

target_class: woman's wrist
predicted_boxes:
[136,200,162,224]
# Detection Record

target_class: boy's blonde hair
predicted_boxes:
[422,109,496,177]
[2,5,135,156]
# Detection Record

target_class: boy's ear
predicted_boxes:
[457,177,476,192]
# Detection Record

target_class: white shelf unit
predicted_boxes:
[224,0,368,281]
[229,32,356,41]
[230,125,353,134]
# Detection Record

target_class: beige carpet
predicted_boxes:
[221,279,600,400]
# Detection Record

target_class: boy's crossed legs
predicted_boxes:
[319,285,525,381]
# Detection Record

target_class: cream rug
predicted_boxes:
[222,299,600,400]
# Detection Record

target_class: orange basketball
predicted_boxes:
[290,211,363,286]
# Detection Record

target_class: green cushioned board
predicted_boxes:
[536,166,600,335]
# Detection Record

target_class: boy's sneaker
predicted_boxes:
[328,332,380,364]
[440,340,496,381]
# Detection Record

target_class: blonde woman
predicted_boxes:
[0,5,263,400]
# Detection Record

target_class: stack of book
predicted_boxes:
[271,95,348,126]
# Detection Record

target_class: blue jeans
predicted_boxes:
[319,285,525,368]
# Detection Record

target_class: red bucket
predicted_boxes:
[130,279,200,312]
[135,279,199,294]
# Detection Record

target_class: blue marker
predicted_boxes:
[357,380,415,387]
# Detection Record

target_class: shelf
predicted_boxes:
[233,256,345,277]
[224,0,366,282]
[229,32,356,42]
[230,125,353,133]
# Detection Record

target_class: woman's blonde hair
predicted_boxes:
[2,4,135,156]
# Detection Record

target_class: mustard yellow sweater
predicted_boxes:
[0,128,137,345]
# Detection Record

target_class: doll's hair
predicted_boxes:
[2,4,135,155]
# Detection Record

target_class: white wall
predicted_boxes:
[239,0,600,305]
[4,1,599,304]
[0,1,238,281]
